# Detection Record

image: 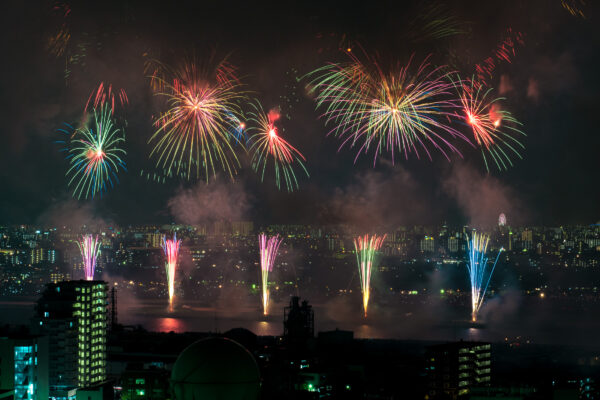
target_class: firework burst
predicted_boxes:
[259,233,283,316]
[77,234,101,281]
[354,234,386,317]
[307,53,468,165]
[455,78,525,171]
[466,232,503,322]
[147,57,247,181]
[162,233,181,310]
[65,106,127,199]
[248,103,308,191]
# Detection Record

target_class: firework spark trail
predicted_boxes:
[454,77,525,171]
[248,103,309,191]
[561,0,587,18]
[46,26,70,57]
[466,232,503,322]
[225,109,248,145]
[307,53,469,165]
[46,2,71,58]
[77,234,101,281]
[147,58,246,182]
[259,233,283,316]
[475,28,524,87]
[65,106,127,199]
[354,234,386,317]
[405,2,466,42]
[162,233,181,310]
[85,82,128,116]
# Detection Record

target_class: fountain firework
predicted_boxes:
[77,234,101,280]
[258,233,283,316]
[354,234,386,317]
[162,233,181,310]
[466,232,503,322]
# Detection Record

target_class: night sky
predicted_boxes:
[0,0,598,227]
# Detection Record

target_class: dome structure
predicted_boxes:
[171,337,261,400]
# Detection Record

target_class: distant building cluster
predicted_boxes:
[0,223,598,302]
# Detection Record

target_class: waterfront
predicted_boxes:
[4,296,599,347]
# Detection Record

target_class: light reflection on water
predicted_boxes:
[130,303,600,347]
[3,298,600,346]
[467,327,483,341]
[155,317,185,333]
[144,313,283,336]
[253,321,274,336]
[139,315,488,343]
[355,324,380,339]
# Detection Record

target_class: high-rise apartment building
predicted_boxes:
[33,280,108,397]
[145,233,163,248]
[447,236,459,253]
[232,221,254,237]
[49,271,71,284]
[213,221,230,236]
[521,229,533,250]
[420,236,435,253]
[0,335,49,400]
[425,341,491,399]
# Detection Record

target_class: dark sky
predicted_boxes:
[0,0,598,227]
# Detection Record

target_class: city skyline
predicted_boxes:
[2,222,597,307]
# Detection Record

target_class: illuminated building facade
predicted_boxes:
[447,236,459,253]
[120,368,170,399]
[420,236,435,253]
[521,229,533,250]
[425,341,491,399]
[34,280,108,397]
[145,232,163,248]
[0,335,49,400]
[29,248,56,265]
[49,272,71,283]
[231,221,254,237]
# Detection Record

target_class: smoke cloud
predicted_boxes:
[527,78,540,101]
[499,74,514,95]
[36,198,115,229]
[167,180,252,225]
[479,288,522,325]
[443,163,525,228]
[319,166,431,230]
[527,52,578,99]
